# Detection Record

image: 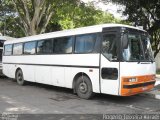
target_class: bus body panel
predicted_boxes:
[2,63,15,78]
[100,55,120,95]
[120,62,156,76]
[3,54,100,93]
[23,65,36,82]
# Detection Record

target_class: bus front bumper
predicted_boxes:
[121,75,156,96]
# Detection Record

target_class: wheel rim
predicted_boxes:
[79,82,88,93]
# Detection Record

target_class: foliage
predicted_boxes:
[49,2,120,30]
[11,0,60,36]
[47,1,126,31]
[102,0,160,57]
[157,69,160,74]
[0,16,25,37]
[0,0,124,38]
[0,0,20,36]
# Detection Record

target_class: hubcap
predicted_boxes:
[79,82,87,93]
[17,72,22,82]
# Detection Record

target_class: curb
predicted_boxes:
[139,85,160,99]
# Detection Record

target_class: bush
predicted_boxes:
[157,69,160,74]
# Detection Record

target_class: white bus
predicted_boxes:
[2,24,156,99]
[0,36,14,75]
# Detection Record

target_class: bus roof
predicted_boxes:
[4,24,146,44]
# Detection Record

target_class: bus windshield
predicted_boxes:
[122,33,154,62]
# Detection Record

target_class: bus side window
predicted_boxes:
[37,39,53,54]
[24,41,36,55]
[13,43,23,55]
[53,37,73,54]
[75,34,96,53]
[4,44,13,56]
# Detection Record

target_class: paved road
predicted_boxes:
[0,77,160,119]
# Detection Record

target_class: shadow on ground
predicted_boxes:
[0,76,158,105]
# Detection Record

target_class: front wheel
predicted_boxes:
[16,69,26,86]
[75,76,94,99]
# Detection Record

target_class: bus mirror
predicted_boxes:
[122,33,128,49]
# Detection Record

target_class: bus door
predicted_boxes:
[100,32,120,95]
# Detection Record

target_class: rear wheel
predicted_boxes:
[16,69,25,86]
[75,76,94,99]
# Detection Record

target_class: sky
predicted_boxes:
[81,0,125,19]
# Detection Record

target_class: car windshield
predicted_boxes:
[122,33,154,62]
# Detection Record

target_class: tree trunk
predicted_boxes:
[12,0,54,36]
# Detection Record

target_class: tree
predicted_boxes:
[49,1,122,30]
[0,16,25,37]
[12,0,99,36]
[11,0,59,36]
[101,0,160,57]
[0,0,17,36]
[0,0,68,36]
[0,0,124,38]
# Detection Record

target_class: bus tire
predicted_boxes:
[16,69,25,86]
[75,76,94,99]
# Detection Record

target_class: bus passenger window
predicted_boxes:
[24,41,36,55]
[102,34,117,61]
[37,39,53,54]
[53,37,73,54]
[75,34,96,53]
[13,43,23,55]
[4,44,13,56]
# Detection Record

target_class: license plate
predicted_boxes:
[142,87,148,91]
